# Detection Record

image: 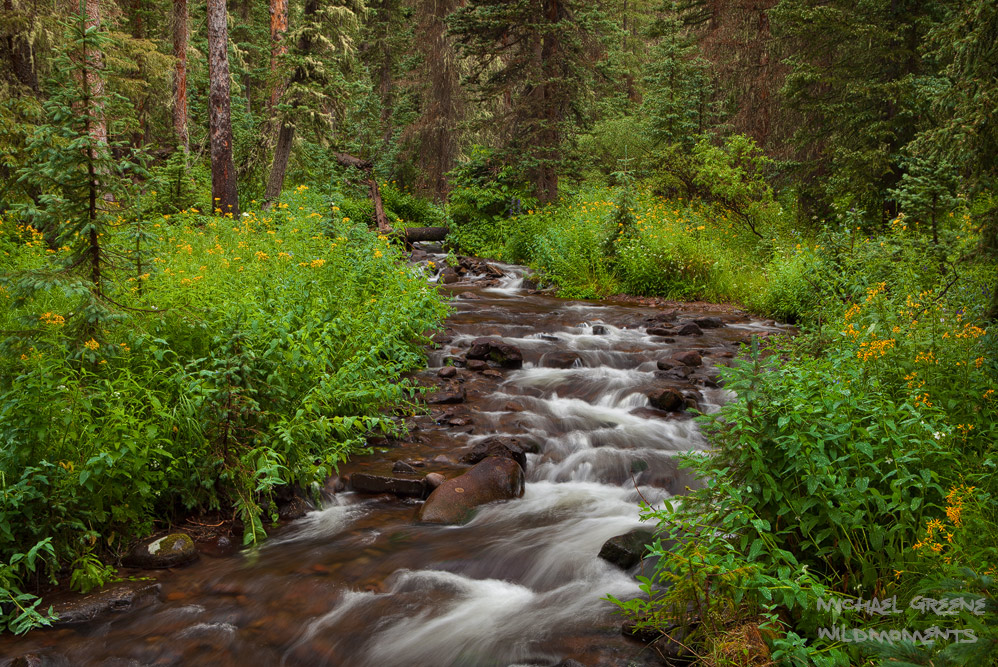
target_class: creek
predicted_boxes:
[0,254,784,667]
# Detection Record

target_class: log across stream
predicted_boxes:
[0,252,786,667]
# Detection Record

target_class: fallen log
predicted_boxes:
[401,226,450,243]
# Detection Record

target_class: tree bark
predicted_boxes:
[263,122,294,203]
[3,0,39,91]
[207,0,239,216]
[267,0,288,109]
[84,0,108,151]
[172,0,189,152]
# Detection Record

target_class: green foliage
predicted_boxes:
[0,186,447,632]
[0,538,58,635]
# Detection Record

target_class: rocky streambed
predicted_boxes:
[0,252,785,667]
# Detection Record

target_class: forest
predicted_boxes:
[1,0,997,664]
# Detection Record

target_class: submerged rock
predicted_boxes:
[51,581,161,626]
[590,324,608,335]
[543,351,581,368]
[466,337,523,369]
[427,386,467,404]
[646,326,674,337]
[437,366,457,379]
[350,473,426,498]
[417,457,525,524]
[122,533,198,569]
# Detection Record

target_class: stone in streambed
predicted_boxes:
[647,387,686,412]
[425,472,446,489]
[591,325,608,335]
[427,386,466,404]
[439,266,460,284]
[437,366,457,379]
[599,529,656,570]
[656,359,676,370]
[50,581,161,626]
[460,436,530,472]
[694,316,724,329]
[671,350,702,367]
[646,326,674,337]
[466,359,488,372]
[675,322,703,336]
[543,351,581,368]
[392,460,417,474]
[350,473,426,498]
[465,337,523,369]
[122,533,198,569]
[417,457,525,524]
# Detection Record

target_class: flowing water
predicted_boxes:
[0,255,783,667]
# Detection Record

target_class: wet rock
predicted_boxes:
[437,366,457,379]
[350,473,426,498]
[555,661,586,667]
[543,351,581,368]
[198,534,237,558]
[466,337,523,369]
[392,460,417,474]
[591,325,608,335]
[9,654,44,667]
[522,276,540,290]
[51,581,161,625]
[648,388,686,412]
[482,369,503,378]
[655,366,694,381]
[693,316,724,329]
[460,436,529,472]
[448,417,469,426]
[656,359,677,371]
[439,266,460,284]
[425,472,446,489]
[466,359,489,372]
[675,322,703,336]
[410,248,428,262]
[623,618,697,663]
[646,326,674,337]
[599,529,655,569]
[278,495,310,521]
[671,350,702,367]
[539,334,561,342]
[457,292,481,300]
[417,457,525,524]
[427,386,466,404]
[122,533,198,569]
[646,309,678,324]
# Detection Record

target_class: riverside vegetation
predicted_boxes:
[2,0,998,665]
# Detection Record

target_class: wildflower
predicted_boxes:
[83,338,100,351]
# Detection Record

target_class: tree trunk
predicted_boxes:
[3,0,39,91]
[84,0,108,151]
[207,0,239,216]
[268,0,288,109]
[332,152,391,233]
[172,0,189,152]
[263,122,294,203]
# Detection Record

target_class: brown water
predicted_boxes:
[0,256,783,667]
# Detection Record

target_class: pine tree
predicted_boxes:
[448,0,609,204]
[15,13,143,326]
[207,0,240,217]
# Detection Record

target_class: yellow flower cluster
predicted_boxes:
[83,338,100,351]
[857,337,895,362]
[39,312,66,327]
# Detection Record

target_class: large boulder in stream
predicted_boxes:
[417,456,525,524]
[460,435,531,472]
[465,337,523,369]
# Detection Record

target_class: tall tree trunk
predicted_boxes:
[3,0,39,90]
[267,0,288,110]
[172,0,189,152]
[207,0,239,216]
[263,122,293,203]
[84,0,108,150]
